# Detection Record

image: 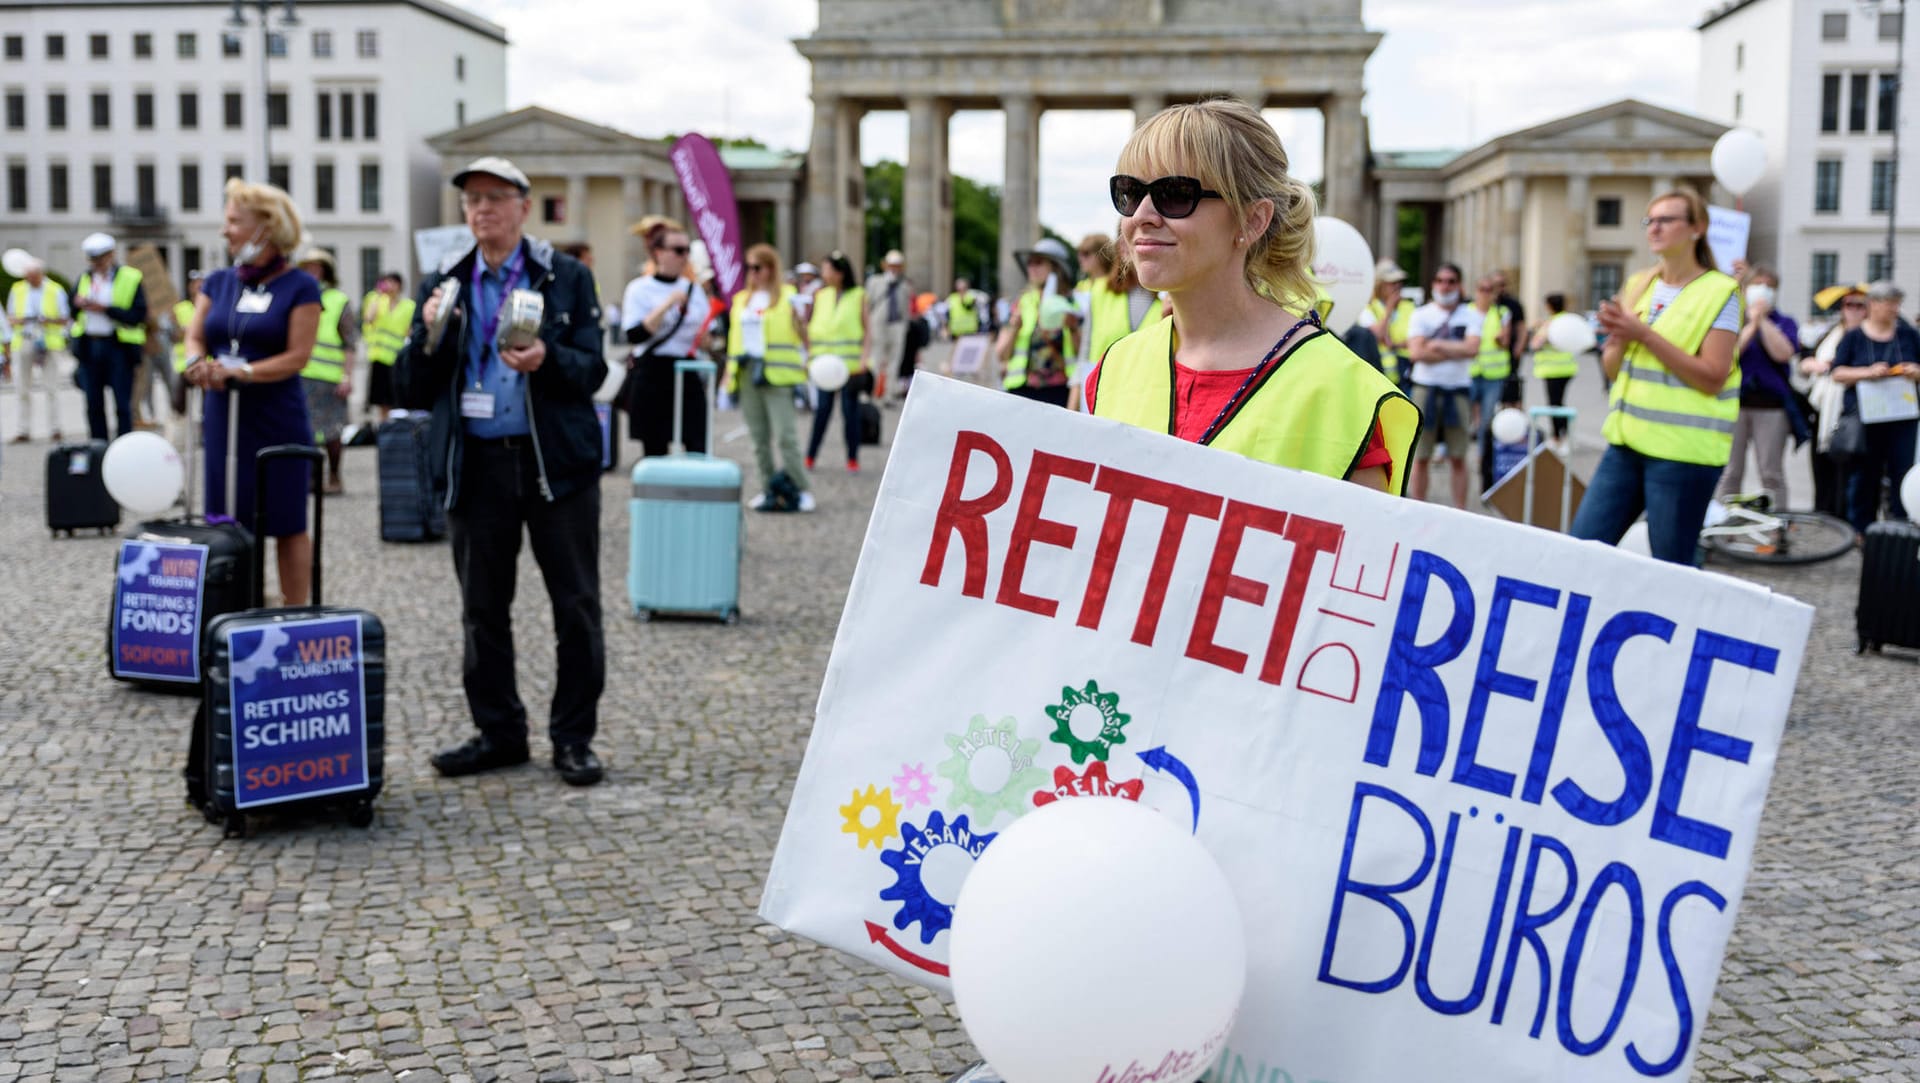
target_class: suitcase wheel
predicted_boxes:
[722,607,739,625]
[347,800,374,829]
[633,608,653,623]
[223,812,247,839]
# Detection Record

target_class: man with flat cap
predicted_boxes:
[398,156,610,787]
[72,232,148,441]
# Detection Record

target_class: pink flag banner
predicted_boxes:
[671,133,746,299]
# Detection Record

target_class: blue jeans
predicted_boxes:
[1471,374,1505,491]
[1570,444,1723,565]
[75,336,136,441]
[1844,418,1918,534]
[806,382,861,465]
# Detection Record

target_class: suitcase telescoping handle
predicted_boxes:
[250,444,326,608]
[673,359,718,456]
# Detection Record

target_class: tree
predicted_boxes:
[864,161,1019,294]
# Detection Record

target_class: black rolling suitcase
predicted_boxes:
[859,399,882,446]
[1857,520,1920,653]
[377,411,445,542]
[187,445,386,835]
[46,440,120,536]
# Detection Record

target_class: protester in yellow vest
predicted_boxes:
[946,277,983,338]
[995,237,1082,408]
[1088,99,1417,493]
[1365,260,1415,389]
[1525,291,1580,449]
[804,251,870,474]
[1572,188,1743,565]
[6,258,71,442]
[72,232,149,441]
[360,271,412,422]
[296,249,357,494]
[728,243,815,511]
[1073,233,1167,412]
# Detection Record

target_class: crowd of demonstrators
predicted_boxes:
[1405,262,1479,507]
[294,248,357,495]
[728,243,815,512]
[1802,282,1870,518]
[400,156,610,788]
[1827,280,1920,535]
[4,256,71,443]
[804,251,870,473]
[620,218,711,458]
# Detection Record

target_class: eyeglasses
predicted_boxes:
[1109,175,1222,219]
[460,190,522,207]
[1843,299,1869,309]
[1641,214,1686,229]
[658,244,690,256]
[749,262,773,273]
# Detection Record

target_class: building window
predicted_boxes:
[1868,250,1890,282]
[1735,42,1744,70]
[456,100,465,126]
[1589,262,1623,309]
[91,91,109,129]
[89,33,108,59]
[135,91,153,129]
[456,54,466,80]
[312,30,331,58]
[180,161,200,212]
[222,33,242,58]
[224,161,244,182]
[1822,11,1849,40]
[359,247,381,295]
[49,162,68,211]
[1734,91,1743,121]
[1872,159,1895,211]
[183,246,202,285]
[1821,73,1842,132]
[131,33,153,59]
[179,90,198,130]
[4,91,22,130]
[6,162,26,212]
[47,91,65,130]
[3,35,22,60]
[266,32,286,58]
[542,196,564,223]
[1815,159,1843,212]
[92,162,111,211]
[1880,10,1903,40]
[362,91,377,139]
[316,92,331,139]
[359,162,379,211]
[177,32,196,59]
[46,34,64,60]
[1811,252,1839,305]
[267,91,287,128]
[1850,72,1871,132]
[268,161,289,193]
[224,91,242,129]
[340,92,354,140]
[1879,73,1899,132]
[355,30,377,58]
[315,162,335,211]
[136,162,155,209]
[1595,197,1622,227]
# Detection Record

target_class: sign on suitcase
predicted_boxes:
[226,613,372,809]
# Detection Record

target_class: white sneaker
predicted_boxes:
[798,491,817,512]
[748,492,769,510]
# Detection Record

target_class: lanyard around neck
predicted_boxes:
[1195,311,1322,446]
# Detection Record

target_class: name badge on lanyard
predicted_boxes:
[236,288,273,314]
[460,389,496,419]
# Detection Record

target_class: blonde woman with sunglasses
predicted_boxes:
[1085,98,1417,492]
[727,243,815,511]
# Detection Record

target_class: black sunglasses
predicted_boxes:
[1110,174,1222,219]
[657,243,690,256]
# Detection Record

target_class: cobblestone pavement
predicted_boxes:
[1,383,1916,1082]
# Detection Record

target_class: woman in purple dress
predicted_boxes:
[182,179,320,604]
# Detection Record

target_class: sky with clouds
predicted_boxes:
[463,0,1716,245]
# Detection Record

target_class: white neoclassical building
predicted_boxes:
[0,0,507,297]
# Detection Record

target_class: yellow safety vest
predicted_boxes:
[1531,343,1578,380]
[1601,270,1742,466]
[1365,297,1415,381]
[727,285,806,389]
[364,293,414,365]
[947,291,979,336]
[1005,289,1079,390]
[1096,315,1421,496]
[807,286,866,375]
[302,288,349,383]
[73,266,146,345]
[1469,305,1511,380]
[7,280,69,352]
[170,299,196,372]
[1085,278,1165,371]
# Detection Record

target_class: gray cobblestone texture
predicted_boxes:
[0,372,1916,1081]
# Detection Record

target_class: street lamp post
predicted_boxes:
[229,0,299,184]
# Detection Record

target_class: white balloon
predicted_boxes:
[809,354,850,392]
[1490,407,1530,446]
[1310,217,1374,333]
[1,248,32,277]
[1545,312,1597,354]
[1711,128,1767,198]
[1903,466,1920,523]
[101,431,185,516]
[950,798,1246,1083]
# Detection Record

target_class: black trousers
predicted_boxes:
[627,356,708,456]
[1543,376,1571,437]
[449,438,604,751]
[75,336,136,441]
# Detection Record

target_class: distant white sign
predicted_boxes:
[414,225,475,277]
[1706,206,1751,277]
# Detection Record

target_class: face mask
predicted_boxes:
[233,225,267,266]
[1746,284,1776,309]
[1434,290,1460,306]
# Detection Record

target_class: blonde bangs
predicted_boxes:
[1116,104,1242,207]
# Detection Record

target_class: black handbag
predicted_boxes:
[1829,412,1868,464]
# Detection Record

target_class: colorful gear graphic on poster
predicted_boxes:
[935,715,1048,825]
[892,763,937,810]
[839,784,903,850]
[1031,760,1146,807]
[877,810,998,945]
[1044,679,1132,764]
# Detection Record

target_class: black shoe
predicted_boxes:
[431,734,530,778]
[553,744,604,787]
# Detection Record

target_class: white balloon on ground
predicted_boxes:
[949,797,1246,1083]
[1711,128,1767,197]
[1546,312,1597,354]
[102,431,185,516]
[1903,465,1920,523]
[809,355,850,392]
[1309,216,1373,332]
[1,248,32,277]
[1490,407,1530,445]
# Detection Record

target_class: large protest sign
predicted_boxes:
[226,614,371,809]
[762,376,1812,1081]
[111,540,208,682]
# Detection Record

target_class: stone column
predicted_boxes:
[1564,172,1591,306]
[804,91,839,265]
[440,175,461,228]
[1500,176,1525,282]
[836,99,866,267]
[1376,195,1400,268]
[776,190,797,268]
[622,174,644,280]
[1650,174,1675,195]
[931,99,955,294]
[566,174,589,239]
[1322,91,1366,222]
[1000,93,1039,295]
[904,95,938,292]
[1131,92,1164,130]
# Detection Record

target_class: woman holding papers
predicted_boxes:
[1827,279,1920,535]
[1083,98,1417,492]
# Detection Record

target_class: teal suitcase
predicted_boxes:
[628,360,741,622]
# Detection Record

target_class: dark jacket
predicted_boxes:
[395,236,607,507]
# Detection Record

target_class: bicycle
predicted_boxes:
[1698,494,1855,565]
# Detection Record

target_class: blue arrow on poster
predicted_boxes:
[1137,745,1201,832]
[110,540,209,682]
[226,614,369,809]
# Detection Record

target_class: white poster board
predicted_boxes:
[761,376,1812,1082]
[947,333,991,376]
[413,224,476,277]
[1855,376,1920,423]
[1706,206,1751,276]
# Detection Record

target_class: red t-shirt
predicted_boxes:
[1084,358,1393,479]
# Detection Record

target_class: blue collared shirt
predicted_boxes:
[463,248,531,438]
